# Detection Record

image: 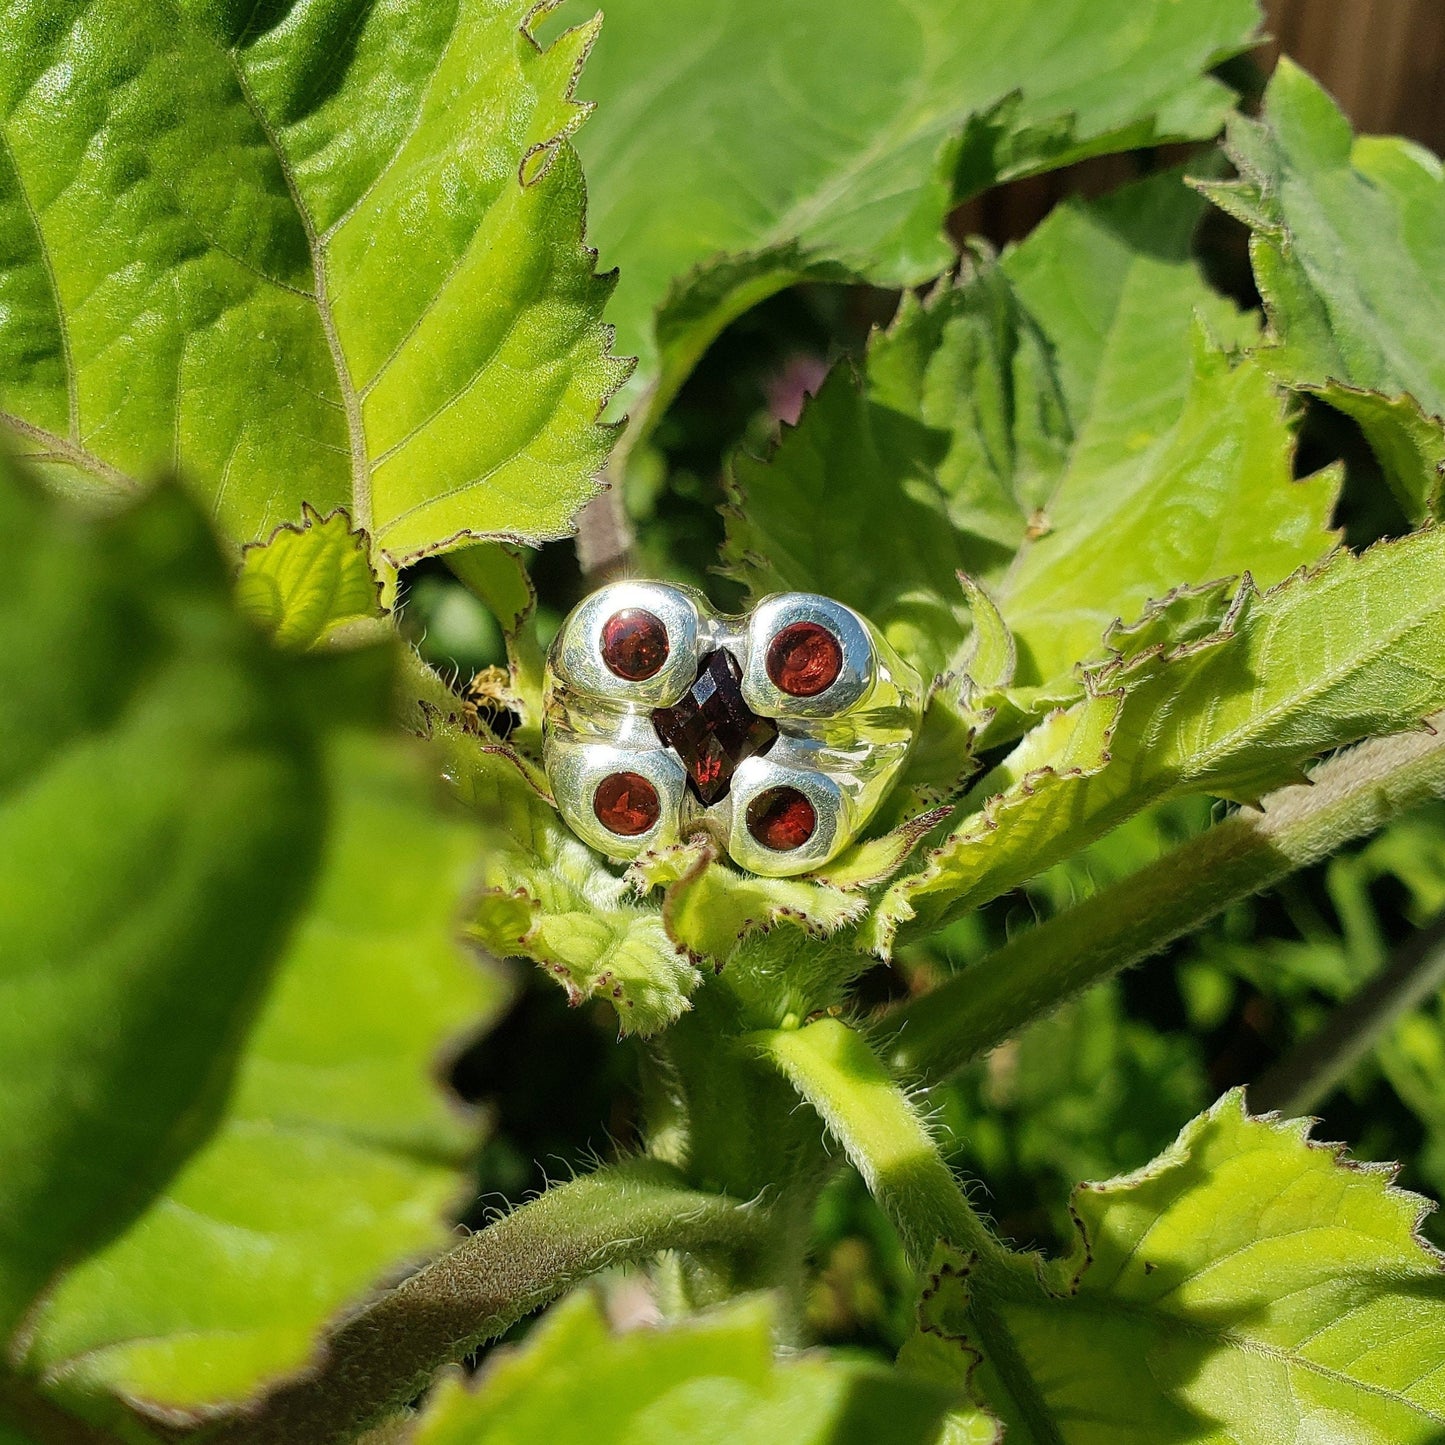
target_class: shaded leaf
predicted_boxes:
[411,1292,956,1445]
[896,1249,1004,1445]
[236,506,384,651]
[0,1,625,562]
[22,736,503,1415]
[1198,61,1445,520]
[0,457,498,1426]
[550,0,1262,426]
[723,352,985,680]
[0,465,330,1341]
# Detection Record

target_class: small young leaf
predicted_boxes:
[813,808,954,893]
[957,1096,1445,1442]
[548,0,1262,427]
[461,749,700,1033]
[0,2,626,562]
[236,507,384,651]
[444,541,547,739]
[957,575,1015,698]
[1198,61,1445,520]
[631,839,868,968]
[866,693,1120,955]
[410,1292,956,1445]
[896,1248,1005,1445]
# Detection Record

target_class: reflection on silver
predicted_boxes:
[542,582,922,877]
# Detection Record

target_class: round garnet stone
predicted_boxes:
[600,608,669,680]
[593,771,661,836]
[746,786,817,852]
[766,621,843,697]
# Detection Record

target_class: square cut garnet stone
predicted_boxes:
[652,649,777,805]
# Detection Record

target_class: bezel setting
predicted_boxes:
[542,582,922,876]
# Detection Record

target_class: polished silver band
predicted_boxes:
[542,582,922,877]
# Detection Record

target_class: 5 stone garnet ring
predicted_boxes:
[542,582,923,877]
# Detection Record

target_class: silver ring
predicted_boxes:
[542,583,922,877]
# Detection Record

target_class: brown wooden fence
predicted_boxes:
[1264,0,1445,152]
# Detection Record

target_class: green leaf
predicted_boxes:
[411,1292,956,1445]
[0,455,501,1424]
[723,348,988,680]
[957,576,1015,698]
[0,462,330,1342]
[951,1094,1445,1442]
[872,527,1445,951]
[22,735,503,1417]
[866,693,1119,954]
[896,1254,1005,1445]
[0,1,626,562]
[549,0,1262,428]
[1198,60,1445,520]
[630,839,869,969]
[725,174,1337,697]
[977,174,1336,695]
[461,746,701,1034]
[813,808,955,893]
[236,506,384,651]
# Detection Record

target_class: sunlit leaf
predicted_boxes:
[236,506,384,651]
[950,1096,1445,1443]
[1198,60,1445,520]
[873,527,1445,950]
[460,745,700,1034]
[0,1,626,563]
[631,839,868,969]
[548,0,1262,427]
[725,174,1337,698]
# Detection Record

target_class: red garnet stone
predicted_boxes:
[766,621,843,697]
[652,649,777,805]
[593,771,660,836]
[746,787,817,851]
[601,608,669,681]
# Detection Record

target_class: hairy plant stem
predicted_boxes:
[639,984,838,1336]
[757,1019,1061,1442]
[201,1161,763,1445]
[1251,909,1445,1116]
[878,721,1445,1086]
